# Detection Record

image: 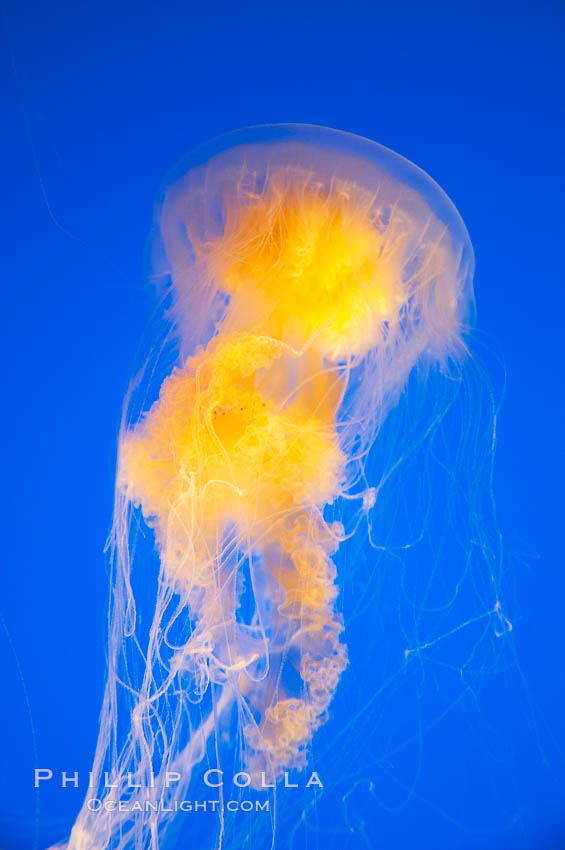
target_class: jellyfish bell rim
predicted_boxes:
[161,124,468,227]
[149,123,475,329]
[157,124,472,262]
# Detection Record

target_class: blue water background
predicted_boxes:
[1,1,564,848]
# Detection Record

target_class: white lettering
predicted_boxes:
[233,771,251,788]
[62,771,79,788]
[306,771,323,788]
[283,772,298,788]
[34,769,53,787]
[204,769,223,787]
[260,772,275,788]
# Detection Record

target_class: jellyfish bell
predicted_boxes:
[156,124,473,352]
[153,124,474,463]
[55,125,480,850]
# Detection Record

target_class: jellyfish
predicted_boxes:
[54,124,485,850]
